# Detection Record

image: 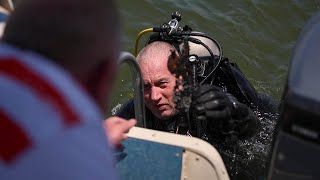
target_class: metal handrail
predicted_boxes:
[119,52,146,128]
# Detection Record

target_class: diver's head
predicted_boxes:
[137,41,179,120]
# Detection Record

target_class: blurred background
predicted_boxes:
[108,0,320,115]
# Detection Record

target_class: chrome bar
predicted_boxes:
[119,52,146,128]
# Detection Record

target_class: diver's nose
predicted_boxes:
[150,86,161,102]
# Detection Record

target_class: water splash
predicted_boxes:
[221,94,278,179]
[220,112,276,179]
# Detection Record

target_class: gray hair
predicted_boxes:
[137,41,177,63]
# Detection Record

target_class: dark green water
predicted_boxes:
[108,0,320,114]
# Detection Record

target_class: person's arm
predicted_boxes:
[225,92,260,139]
[104,116,136,149]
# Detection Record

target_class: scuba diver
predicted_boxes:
[117,12,278,180]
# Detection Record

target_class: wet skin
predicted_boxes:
[139,56,177,120]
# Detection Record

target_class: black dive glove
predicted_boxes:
[191,84,259,145]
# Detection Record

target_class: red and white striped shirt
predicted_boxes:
[0,43,118,179]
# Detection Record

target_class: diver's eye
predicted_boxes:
[159,82,168,88]
[144,84,151,91]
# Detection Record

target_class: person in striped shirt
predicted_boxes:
[0,0,135,179]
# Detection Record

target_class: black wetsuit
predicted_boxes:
[117,61,278,180]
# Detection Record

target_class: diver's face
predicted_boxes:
[140,56,177,120]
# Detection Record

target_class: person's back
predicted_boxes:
[0,0,121,179]
[0,44,118,179]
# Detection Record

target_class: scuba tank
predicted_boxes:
[268,12,320,180]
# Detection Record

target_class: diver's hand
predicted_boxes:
[192,84,232,122]
[191,84,259,142]
[191,84,232,140]
[103,117,136,149]
[229,99,259,139]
